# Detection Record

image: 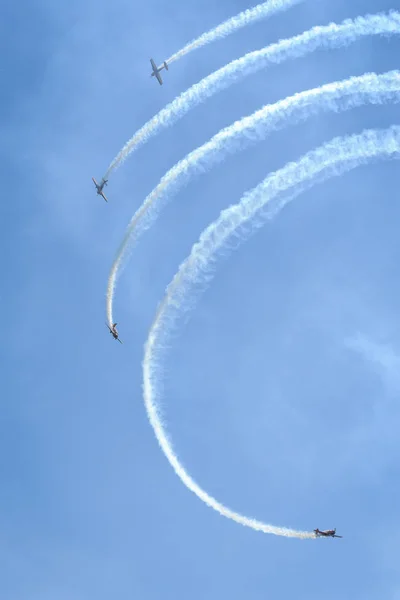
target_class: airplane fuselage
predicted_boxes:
[151,64,166,76]
[94,179,106,192]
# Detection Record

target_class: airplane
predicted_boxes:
[150,58,168,85]
[314,528,342,538]
[106,322,123,343]
[92,177,108,202]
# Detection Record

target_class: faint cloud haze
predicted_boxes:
[345,332,400,395]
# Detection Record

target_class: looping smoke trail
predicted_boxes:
[142,125,400,537]
[103,11,400,178]
[166,0,304,64]
[106,71,400,325]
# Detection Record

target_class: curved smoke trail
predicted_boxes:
[106,71,400,325]
[142,125,400,537]
[166,0,304,64]
[103,11,400,178]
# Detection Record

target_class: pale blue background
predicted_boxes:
[2,0,400,598]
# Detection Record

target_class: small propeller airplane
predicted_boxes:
[150,58,168,85]
[106,322,122,343]
[92,177,108,202]
[314,528,342,538]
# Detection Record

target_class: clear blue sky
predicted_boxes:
[2,0,400,598]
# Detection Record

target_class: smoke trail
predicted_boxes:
[142,125,400,537]
[166,0,304,64]
[104,11,400,178]
[106,71,400,325]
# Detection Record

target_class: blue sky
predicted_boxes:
[2,0,400,597]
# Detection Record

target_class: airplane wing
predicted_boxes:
[100,191,108,202]
[155,70,163,85]
[117,338,123,344]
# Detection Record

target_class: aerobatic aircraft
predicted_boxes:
[150,58,168,85]
[106,322,122,343]
[314,528,342,538]
[92,177,108,202]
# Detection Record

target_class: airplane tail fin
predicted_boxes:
[164,61,168,70]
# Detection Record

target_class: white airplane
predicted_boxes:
[150,58,168,85]
[92,177,108,202]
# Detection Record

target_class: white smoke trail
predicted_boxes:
[106,71,400,325]
[104,11,400,178]
[166,0,304,64]
[142,125,400,537]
